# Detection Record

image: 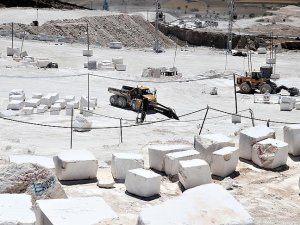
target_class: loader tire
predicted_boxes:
[110,95,119,106]
[118,97,127,108]
[260,83,272,94]
[240,82,251,94]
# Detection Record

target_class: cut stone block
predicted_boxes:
[283,125,300,156]
[9,89,25,101]
[281,96,294,103]
[125,168,161,197]
[232,114,241,123]
[9,155,55,169]
[37,104,48,113]
[148,144,193,172]
[109,41,122,49]
[53,149,98,180]
[295,103,300,110]
[7,100,24,110]
[211,147,239,177]
[80,96,96,109]
[0,194,36,225]
[9,94,26,101]
[112,57,123,65]
[115,64,126,71]
[111,153,144,180]
[97,168,115,189]
[25,98,41,108]
[40,95,52,107]
[73,115,92,132]
[137,183,254,225]
[50,104,61,115]
[55,99,67,109]
[88,60,97,70]
[82,108,93,117]
[82,49,93,57]
[252,138,288,169]
[37,59,51,68]
[70,100,79,109]
[48,93,59,103]
[65,95,75,102]
[165,150,200,176]
[178,159,212,190]
[32,92,43,99]
[36,197,117,225]
[65,103,74,116]
[194,133,235,164]
[7,47,20,56]
[280,102,294,111]
[22,107,34,115]
[239,125,275,160]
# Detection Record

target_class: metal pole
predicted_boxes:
[12,22,14,49]
[249,108,255,127]
[154,0,159,53]
[87,24,89,51]
[233,73,238,114]
[120,118,123,143]
[88,72,90,111]
[199,106,209,135]
[70,107,74,149]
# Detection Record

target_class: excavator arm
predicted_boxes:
[138,99,179,123]
[275,85,299,96]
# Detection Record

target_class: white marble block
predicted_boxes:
[36,197,117,225]
[80,96,96,109]
[82,49,93,57]
[9,155,55,169]
[9,89,25,101]
[137,184,254,225]
[37,59,51,68]
[125,168,161,197]
[73,115,92,132]
[9,94,25,101]
[32,92,43,99]
[115,64,126,71]
[148,144,192,172]
[65,103,74,116]
[50,104,61,115]
[40,95,52,107]
[194,133,235,164]
[252,138,288,169]
[37,104,48,113]
[53,149,98,180]
[295,103,300,110]
[7,47,20,56]
[70,100,79,109]
[0,194,36,225]
[22,107,34,115]
[111,153,144,180]
[55,99,67,109]
[49,93,59,104]
[283,125,300,156]
[239,125,275,160]
[211,147,239,177]
[65,95,75,102]
[178,159,212,190]
[25,98,41,108]
[164,150,200,176]
[7,100,24,110]
[280,102,294,111]
[112,57,123,65]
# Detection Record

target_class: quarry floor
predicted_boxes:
[0,8,300,225]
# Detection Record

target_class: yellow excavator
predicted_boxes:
[108,86,179,123]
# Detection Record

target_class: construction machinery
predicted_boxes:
[108,86,179,123]
[236,66,299,96]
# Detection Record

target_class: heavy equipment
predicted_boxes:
[108,86,179,123]
[236,66,299,96]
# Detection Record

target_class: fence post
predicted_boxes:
[120,118,123,143]
[199,106,209,135]
[70,107,74,149]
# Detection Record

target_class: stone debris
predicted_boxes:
[211,146,239,177]
[97,168,115,189]
[284,125,300,156]
[194,133,235,164]
[137,183,254,225]
[252,138,289,169]
[73,114,92,132]
[0,163,66,202]
[125,168,161,198]
[239,125,275,160]
[53,149,98,181]
[148,144,192,172]
[178,159,212,190]
[111,153,144,180]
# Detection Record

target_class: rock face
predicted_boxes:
[0,0,87,9]
[0,163,66,202]
[137,183,254,225]
[252,138,288,169]
[239,126,275,160]
[194,133,235,164]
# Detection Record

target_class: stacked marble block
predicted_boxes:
[280,97,295,111]
[53,149,98,180]
[7,89,26,110]
[284,125,300,156]
[194,133,238,178]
